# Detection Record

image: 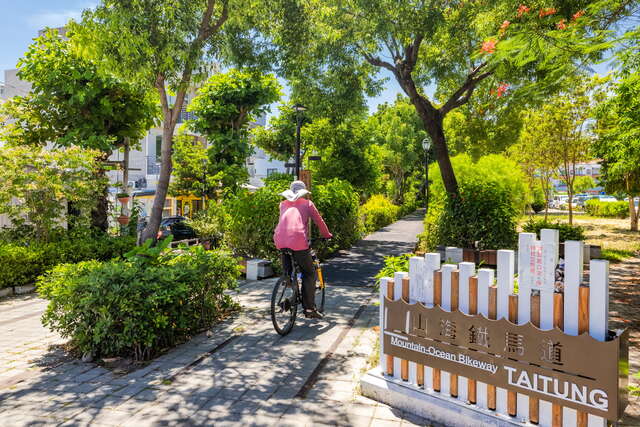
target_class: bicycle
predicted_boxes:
[270,239,327,336]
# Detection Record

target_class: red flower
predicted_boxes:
[572,10,585,20]
[481,39,497,54]
[500,20,511,30]
[496,83,509,97]
[517,4,530,17]
[539,7,557,17]
[557,19,567,30]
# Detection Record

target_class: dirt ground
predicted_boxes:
[526,213,640,254]
[608,256,640,425]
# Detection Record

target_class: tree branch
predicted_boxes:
[440,62,493,115]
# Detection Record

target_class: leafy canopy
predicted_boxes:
[1,30,158,151]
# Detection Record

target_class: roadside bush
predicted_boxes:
[420,155,528,251]
[522,218,585,242]
[584,199,628,218]
[224,187,281,262]
[0,234,135,289]
[37,240,240,360]
[360,195,400,233]
[263,172,293,193]
[312,179,362,258]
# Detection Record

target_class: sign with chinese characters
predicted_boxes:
[383,298,628,420]
[528,241,556,291]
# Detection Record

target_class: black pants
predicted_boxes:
[281,249,316,310]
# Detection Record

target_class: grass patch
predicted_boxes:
[600,249,636,263]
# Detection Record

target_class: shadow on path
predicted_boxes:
[322,209,425,287]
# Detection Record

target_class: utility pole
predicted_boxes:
[293,104,307,180]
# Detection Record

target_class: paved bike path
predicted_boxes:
[0,211,426,426]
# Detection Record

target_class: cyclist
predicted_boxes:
[273,180,332,319]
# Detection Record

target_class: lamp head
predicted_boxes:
[422,137,431,150]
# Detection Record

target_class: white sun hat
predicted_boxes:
[280,180,310,201]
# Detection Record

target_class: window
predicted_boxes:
[155,136,162,162]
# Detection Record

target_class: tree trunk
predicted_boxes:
[91,151,111,232]
[567,189,574,226]
[411,103,458,196]
[629,196,638,232]
[139,123,174,244]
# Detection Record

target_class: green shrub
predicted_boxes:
[0,234,135,289]
[584,199,628,218]
[374,253,411,290]
[37,240,240,360]
[522,218,585,242]
[263,172,293,193]
[360,195,401,233]
[187,202,227,247]
[224,187,281,262]
[312,179,362,257]
[421,155,528,250]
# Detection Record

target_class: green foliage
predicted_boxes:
[224,188,281,262]
[0,30,157,151]
[421,155,528,250]
[186,202,228,246]
[0,234,135,290]
[522,218,586,242]
[366,96,425,204]
[37,244,240,360]
[312,179,362,258]
[360,195,401,234]
[574,176,596,194]
[374,254,411,291]
[263,173,293,193]
[252,107,382,195]
[188,69,281,136]
[0,145,107,242]
[584,199,628,218]
[171,69,281,199]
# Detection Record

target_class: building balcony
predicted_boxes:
[146,156,161,175]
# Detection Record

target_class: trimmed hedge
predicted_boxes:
[360,195,400,233]
[522,218,585,242]
[584,199,628,218]
[0,235,135,290]
[38,242,239,360]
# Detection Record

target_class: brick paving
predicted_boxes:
[0,212,431,427]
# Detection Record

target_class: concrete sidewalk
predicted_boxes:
[0,212,427,427]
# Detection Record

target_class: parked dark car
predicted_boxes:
[157,216,197,241]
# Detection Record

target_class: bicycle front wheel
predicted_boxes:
[271,277,298,336]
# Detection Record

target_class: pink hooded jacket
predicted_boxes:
[273,198,332,251]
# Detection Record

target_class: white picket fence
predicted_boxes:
[379,229,610,427]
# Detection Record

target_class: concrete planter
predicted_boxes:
[0,287,13,298]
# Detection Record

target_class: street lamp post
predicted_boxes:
[293,104,307,180]
[422,137,431,214]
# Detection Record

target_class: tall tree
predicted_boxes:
[509,110,561,220]
[0,30,157,231]
[289,0,627,198]
[519,78,602,224]
[594,28,640,231]
[366,96,426,204]
[77,0,233,243]
[171,69,281,199]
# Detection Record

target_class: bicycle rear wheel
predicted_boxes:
[271,277,298,335]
